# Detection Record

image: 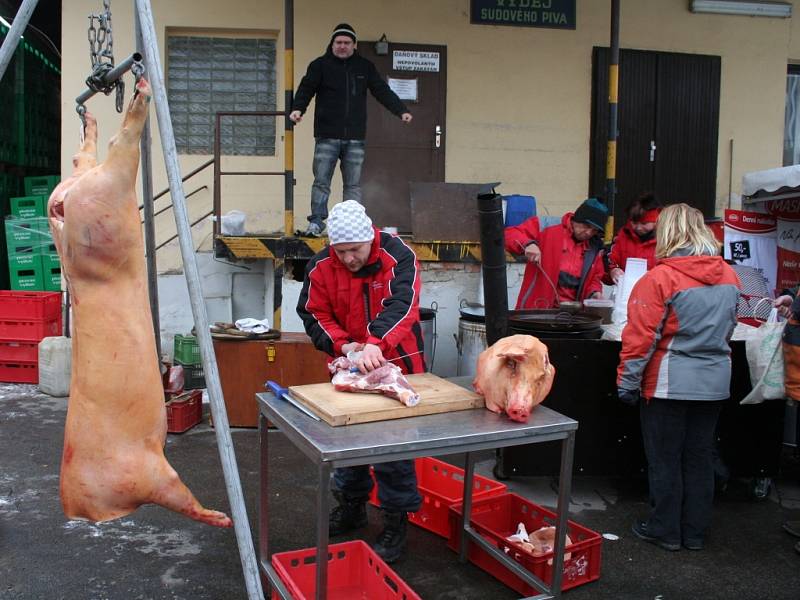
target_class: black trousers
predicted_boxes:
[640,397,724,545]
[332,460,422,514]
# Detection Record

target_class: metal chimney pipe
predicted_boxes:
[477,192,508,346]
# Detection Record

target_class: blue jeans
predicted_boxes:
[639,397,724,545]
[332,460,421,513]
[309,138,366,226]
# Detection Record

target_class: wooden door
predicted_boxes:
[358,43,447,232]
[590,48,720,227]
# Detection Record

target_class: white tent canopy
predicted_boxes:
[742,164,800,200]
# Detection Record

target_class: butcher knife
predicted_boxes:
[264,380,321,421]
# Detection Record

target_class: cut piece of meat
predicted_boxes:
[328,357,420,407]
[50,78,231,528]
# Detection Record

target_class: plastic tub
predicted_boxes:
[369,457,507,537]
[448,493,602,594]
[271,540,421,600]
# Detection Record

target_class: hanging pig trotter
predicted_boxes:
[48,78,231,528]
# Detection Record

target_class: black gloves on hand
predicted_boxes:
[618,389,640,407]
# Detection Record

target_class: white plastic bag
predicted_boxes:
[219,210,246,235]
[742,303,785,404]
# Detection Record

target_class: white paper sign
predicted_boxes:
[392,50,440,72]
[388,78,418,101]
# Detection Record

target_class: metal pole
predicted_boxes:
[75,52,143,106]
[605,0,621,242]
[0,0,38,83]
[135,14,161,360]
[284,0,295,239]
[134,2,264,599]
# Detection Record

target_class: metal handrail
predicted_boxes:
[154,209,213,251]
[138,158,214,210]
[213,111,287,237]
[139,186,207,225]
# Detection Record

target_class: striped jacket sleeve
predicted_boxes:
[366,235,421,353]
[296,253,351,357]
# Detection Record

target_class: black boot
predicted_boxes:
[373,511,408,564]
[329,491,367,536]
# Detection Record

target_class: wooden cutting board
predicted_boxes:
[288,373,485,426]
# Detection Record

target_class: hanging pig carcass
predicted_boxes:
[473,334,555,422]
[48,78,231,527]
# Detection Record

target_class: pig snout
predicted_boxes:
[505,385,533,423]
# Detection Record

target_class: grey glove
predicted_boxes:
[618,388,640,407]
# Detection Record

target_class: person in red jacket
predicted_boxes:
[617,203,740,552]
[605,192,663,285]
[297,200,423,563]
[505,197,609,309]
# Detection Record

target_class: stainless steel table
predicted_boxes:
[257,388,578,600]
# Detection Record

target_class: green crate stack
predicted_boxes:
[5,217,52,290]
[173,335,205,389]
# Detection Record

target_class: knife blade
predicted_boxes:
[264,380,321,421]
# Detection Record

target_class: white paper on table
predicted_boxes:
[612,258,648,325]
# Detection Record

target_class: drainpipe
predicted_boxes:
[477,192,508,346]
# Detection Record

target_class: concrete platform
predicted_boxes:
[1,383,799,599]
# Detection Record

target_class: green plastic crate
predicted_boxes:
[24,175,59,197]
[9,254,43,290]
[10,195,46,218]
[41,254,61,291]
[173,334,201,365]
[5,217,44,247]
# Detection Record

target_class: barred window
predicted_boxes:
[167,34,277,155]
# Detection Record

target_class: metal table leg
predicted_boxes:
[459,452,476,562]
[315,462,332,600]
[549,430,576,599]
[259,414,270,581]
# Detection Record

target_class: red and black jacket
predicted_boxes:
[297,228,425,374]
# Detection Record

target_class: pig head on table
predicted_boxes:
[473,334,555,423]
[49,79,231,528]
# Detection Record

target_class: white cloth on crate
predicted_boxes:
[234,318,270,334]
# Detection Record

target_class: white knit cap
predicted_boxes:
[327,200,375,245]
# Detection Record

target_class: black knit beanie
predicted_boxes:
[331,23,356,43]
[573,198,609,231]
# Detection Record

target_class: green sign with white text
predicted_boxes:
[471,0,576,30]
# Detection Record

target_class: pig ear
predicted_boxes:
[497,351,527,363]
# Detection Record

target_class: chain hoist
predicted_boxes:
[86,0,124,113]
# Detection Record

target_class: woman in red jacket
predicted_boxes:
[617,203,740,552]
[606,192,662,285]
[505,197,608,309]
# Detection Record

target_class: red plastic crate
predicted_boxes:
[271,540,421,600]
[369,457,507,538]
[0,360,38,383]
[0,291,61,320]
[447,493,601,594]
[0,317,61,341]
[0,339,38,362]
[166,390,203,433]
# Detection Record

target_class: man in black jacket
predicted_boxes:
[290,23,412,237]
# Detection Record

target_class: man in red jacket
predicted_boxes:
[297,200,423,563]
[505,197,609,309]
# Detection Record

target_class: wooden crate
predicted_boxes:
[212,332,331,427]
